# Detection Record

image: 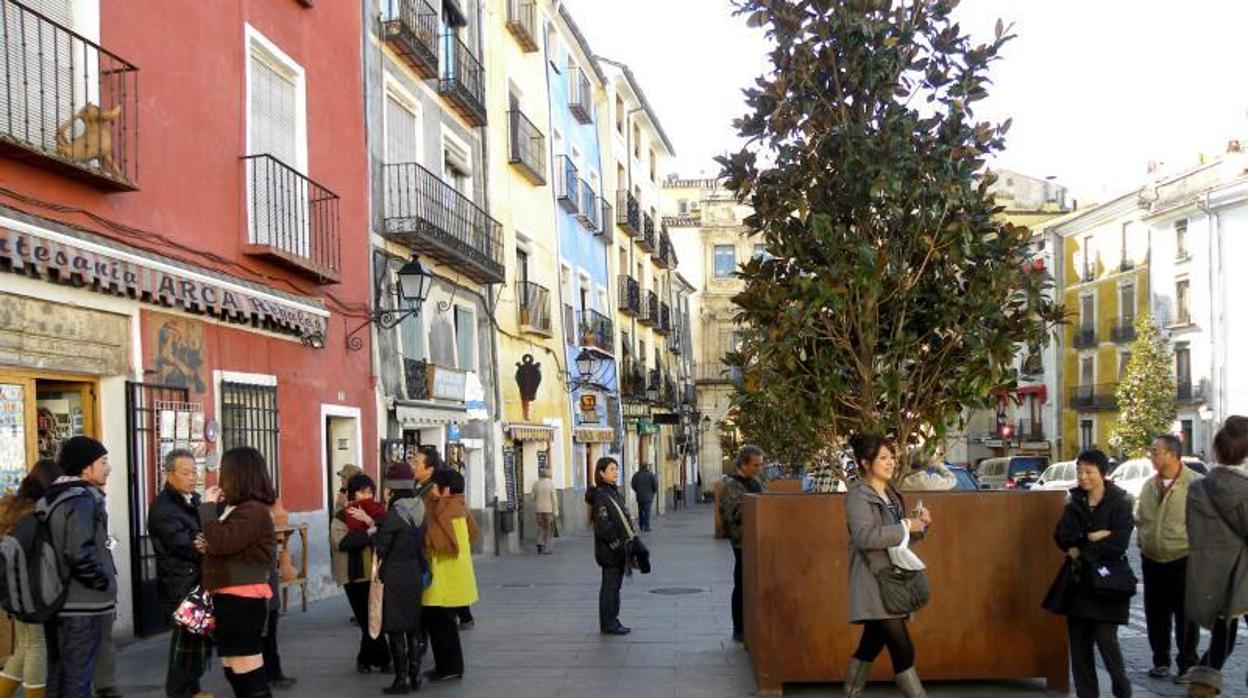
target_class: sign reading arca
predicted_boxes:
[0,225,327,338]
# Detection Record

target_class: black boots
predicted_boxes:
[384,633,412,694]
[224,667,271,698]
[407,635,426,691]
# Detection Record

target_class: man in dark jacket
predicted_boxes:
[630,464,658,532]
[718,445,766,642]
[43,435,118,697]
[148,449,210,698]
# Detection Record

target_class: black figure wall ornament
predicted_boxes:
[516,354,542,421]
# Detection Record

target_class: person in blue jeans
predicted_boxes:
[630,464,658,532]
[42,436,118,698]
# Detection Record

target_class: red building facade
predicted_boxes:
[0,0,373,635]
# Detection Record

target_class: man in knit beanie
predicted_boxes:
[41,435,118,697]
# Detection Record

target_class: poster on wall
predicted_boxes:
[501,449,517,512]
[0,384,26,493]
[153,400,207,499]
[150,314,207,395]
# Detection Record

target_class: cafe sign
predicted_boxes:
[0,222,328,339]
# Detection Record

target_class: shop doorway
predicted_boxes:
[0,370,98,493]
[324,412,360,518]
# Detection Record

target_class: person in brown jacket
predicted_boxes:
[199,447,277,698]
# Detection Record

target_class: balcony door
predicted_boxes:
[1176,344,1191,395]
[1079,355,1094,401]
[1,0,75,153]
[1080,294,1094,331]
[384,90,420,218]
[247,37,307,257]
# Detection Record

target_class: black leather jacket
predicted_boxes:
[591,485,633,568]
[147,484,203,602]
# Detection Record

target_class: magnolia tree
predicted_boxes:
[719,0,1062,478]
[1109,313,1176,457]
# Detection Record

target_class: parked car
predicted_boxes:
[1108,458,1153,498]
[1036,460,1077,491]
[947,464,982,491]
[1182,456,1209,475]
[976,456,1050,490]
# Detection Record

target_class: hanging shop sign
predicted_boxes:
[0,223,328,339]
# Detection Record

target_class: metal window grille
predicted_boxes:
[220,381,280,491]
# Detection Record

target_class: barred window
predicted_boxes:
[220,381,280,492]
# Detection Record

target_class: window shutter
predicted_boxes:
[385,95,419,164]
[249,54,298,166]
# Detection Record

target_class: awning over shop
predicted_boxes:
[396,402,467,427]
[507,423,554,442]
[573,427,615,444]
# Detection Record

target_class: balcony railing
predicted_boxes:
[598,197,613,242]
[1016,419,1045,441]
[1176,381,1206,404]
[695,362,743,385]
[1069,383,1118,411]
[577,180,598,229]
[639,213,656,251]
[656,231,675,268]
[577,308,613,354]
[555,155,579,212]
[504,0,539,52]
[657,302,672,335]
[568,66,593,124]
[1073,325,1097,348]
[669,328,682,354]
[1111,319,1136,344]
[382,161,504,284]
[0,0,139,189]
[439,33,486,126]
[621,361,646,400]
[382,0,439,79]
[643,293,663,329]
[507,110,545,185]
[618,275,640,316]
[243,155,341,283]
[616,190,640,236]
[517,281,552,336]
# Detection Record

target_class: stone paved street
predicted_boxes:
[112,503,1243,697]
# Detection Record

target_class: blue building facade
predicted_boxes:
[545,12,620,490]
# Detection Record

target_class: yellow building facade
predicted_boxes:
[1053,195,1149,460]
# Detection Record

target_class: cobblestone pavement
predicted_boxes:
[111,503,1242,696]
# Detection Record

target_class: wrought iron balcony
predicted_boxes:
[618,276,640,316]
[1176,381,1206,404]
[577,179,598,230]
[646,290,661,326]
[598,197,613,243]
[243,155,341,283]
[1069,383,1118,411]
[0,0,139,189]
[616,190,640,236]
[382,161,504,284]
[568,66,593,124]
[439,34,486,126]
[695,362,743,385]
[381,0,439,79]
[1016,419,1045,440]
[648,368,661,394]
[507,109,545,185]
[577,308,613,355]
[517,281,552,336]
[621,360,646,400]
[655,302,671,336]
[1073,325,1097,348]
[638,213,656,251]
[504,0,539,52]
[669,328,683,354]
[1111,320,1136,344]
[555,155,579,212]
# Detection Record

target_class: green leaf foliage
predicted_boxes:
[718,0,1062,475]
[1109,312,1176,458]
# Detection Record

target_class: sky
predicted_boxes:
[564,0,1248,202]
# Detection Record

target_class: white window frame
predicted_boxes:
[212,369,280,488]
[382,73,422,165]
[244,24,308,172]
[441,126,474,197]
[452,304,477,371]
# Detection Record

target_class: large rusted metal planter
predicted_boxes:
[742,491,1070,695]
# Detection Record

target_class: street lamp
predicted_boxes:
[345,254,435,350]
[567,347,607,392]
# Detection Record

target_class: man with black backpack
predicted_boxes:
[42,436,117,697]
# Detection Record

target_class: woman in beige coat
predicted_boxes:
[843,435,931,698]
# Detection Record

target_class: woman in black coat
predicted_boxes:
[373,462,429,694]
[589,457,635,636]
[1051,449,1135,698]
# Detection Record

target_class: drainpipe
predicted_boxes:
[1195,193,1221,442]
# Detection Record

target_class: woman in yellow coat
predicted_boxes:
[421,468,479,682]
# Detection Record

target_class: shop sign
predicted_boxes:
[0,225,327,338]
[637,419,659,436]
[430,365,467,401]
[622,402,651,419]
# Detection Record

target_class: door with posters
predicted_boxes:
[0,370,99,494]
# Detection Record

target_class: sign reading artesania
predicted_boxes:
[0,226,327,338]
